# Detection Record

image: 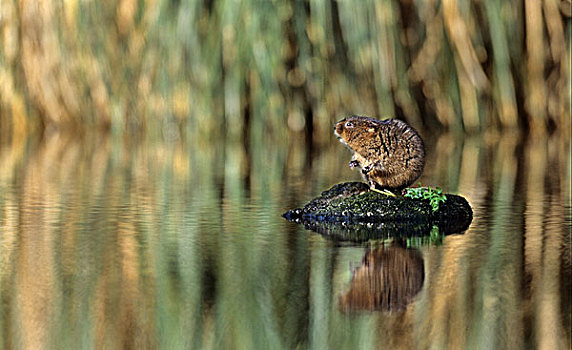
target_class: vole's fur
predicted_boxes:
[334,116,425,191]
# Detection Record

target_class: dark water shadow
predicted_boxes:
[297,217,469,243]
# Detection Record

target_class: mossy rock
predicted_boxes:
[283,182,473,241]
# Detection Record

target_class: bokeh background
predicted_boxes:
[0,0,570,143]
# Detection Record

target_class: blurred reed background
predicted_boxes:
[0,0,570,145]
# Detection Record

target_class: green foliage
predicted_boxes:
[403,184,447,212]
[405,226,444,247]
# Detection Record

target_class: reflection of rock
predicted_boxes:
[283,182,472,241]
[340,245,424,312]
[300,220,453,243]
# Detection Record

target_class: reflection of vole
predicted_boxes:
[340,245,424,312]
[334,116,425,191]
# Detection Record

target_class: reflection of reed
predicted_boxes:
[413,132,570,349]
[15,138,59,350]
[0,132,299,348]
[523,136,571,350]
[533,195,569,350]
[0,135,177,348]
[340,245,424,312]
[0,128,569,348]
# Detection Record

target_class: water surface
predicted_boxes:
[0,133,570,349]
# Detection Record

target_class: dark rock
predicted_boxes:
[283,182,473,242]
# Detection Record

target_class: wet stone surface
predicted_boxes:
[283,182,473,240]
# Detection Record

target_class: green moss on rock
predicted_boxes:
[283,182,473,241]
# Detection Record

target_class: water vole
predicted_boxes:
[334,116,425,192]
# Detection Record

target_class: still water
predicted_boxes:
[0,132,570,349]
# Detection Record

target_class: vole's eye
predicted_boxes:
[345,121,354,128]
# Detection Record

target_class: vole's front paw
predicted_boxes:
[349,160,360,168]
[362,164,373,174]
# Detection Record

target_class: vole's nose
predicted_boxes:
[334,122,343,135]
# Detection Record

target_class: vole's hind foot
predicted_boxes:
[381,189,398,197]
[370,187,397,197]
[367,181,397,197]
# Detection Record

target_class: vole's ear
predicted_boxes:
[367,124,378,133]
